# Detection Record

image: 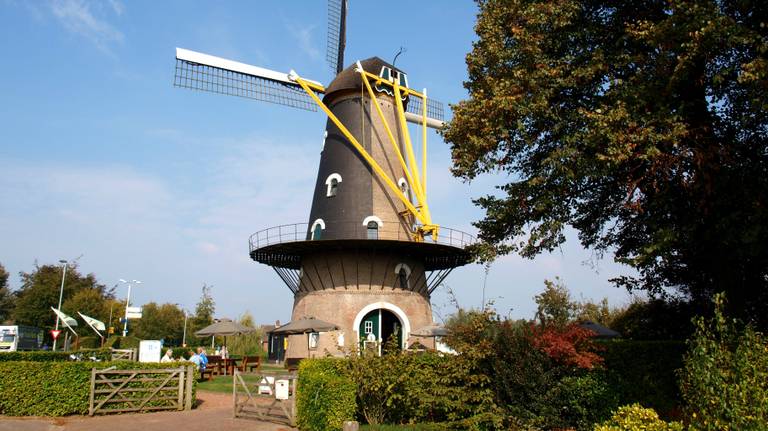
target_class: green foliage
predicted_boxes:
[104,336,140,349]
[0,262,14,324]
[680,293,768,430]
[594,404,684,431]
[297,358,357,431]
[0,349,112,362]
[445,0,768,327]
[0,350,70,361]
[610,299,696,341]
[77,336,101,349]
[539,374,618,430]
[598,340,685,417]
[445,309,606,429]
[131,302,185,345]
[189,284,215,340]
[13,263,113,331]
[535,277,576,328]
[227,311,263,356]
[0,361,196,416]
[62,288,110,324]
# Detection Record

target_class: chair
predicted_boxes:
[206,355,223,375]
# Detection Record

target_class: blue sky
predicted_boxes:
[0,0,636,324]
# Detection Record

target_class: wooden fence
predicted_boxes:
[89,365,194,415]
[110,348,137,361]
[232,369,297,426]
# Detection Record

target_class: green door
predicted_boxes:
[359,310,379,350]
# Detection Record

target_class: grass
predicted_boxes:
[361,425,447,430]
[196,363,292,393]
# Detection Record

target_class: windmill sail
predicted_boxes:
[405,95,445,129]
[174,48,322,111]
[326,0,347,74]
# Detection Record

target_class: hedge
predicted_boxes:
[0,349,112,362]
[597,340,686,417]
[104,336,141,349]
[0,361,197,416]
[297,358,357,431]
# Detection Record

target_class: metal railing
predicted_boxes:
[249,220,475,253]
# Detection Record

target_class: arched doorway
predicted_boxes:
[358,308,402,354]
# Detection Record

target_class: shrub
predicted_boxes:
[598,340,685,417]
[0,361,196,416]
[539,374,619,431]
[593,404,683,431]
[0,351,71,362]
[679,293,768,430]
[104,336,141,349]
[77,336,101,349]
[297,358,356,431]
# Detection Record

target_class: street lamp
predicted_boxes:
[53,259,68,351]
[119,279,141,337]
[174,303,189,347]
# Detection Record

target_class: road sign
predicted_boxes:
[126,306,142,313]
[50,330,61,340]
[126,312,143,319]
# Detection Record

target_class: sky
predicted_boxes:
[0,0,637,326]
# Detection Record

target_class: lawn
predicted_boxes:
[197,363,292,393]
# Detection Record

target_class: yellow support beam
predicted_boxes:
[358,66,426,206]
[293,76,429,226]
[393,82,432,225]
[421,89,428,199]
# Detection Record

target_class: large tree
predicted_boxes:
[189,284,215,340]
[445,0,768,324]
[131,302,185,345]
[0,263,14,323]
[13,263,113,329]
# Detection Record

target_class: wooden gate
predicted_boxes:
[110,348,137,361]
[89,365,195,415]
[233,369,297,426]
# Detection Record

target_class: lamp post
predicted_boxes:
[119,279,141,337]
[174,304,189,347]
[52,259,68,352]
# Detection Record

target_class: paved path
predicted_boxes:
[0,391,295,431]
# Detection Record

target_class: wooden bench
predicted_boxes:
[200,367,214,381]
[239,355,262,373]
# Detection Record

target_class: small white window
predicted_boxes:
[311,219,325,240]
[325,173,342,197]
[362,216,383,240]
[398,178,408,195]
[364,321,373,335]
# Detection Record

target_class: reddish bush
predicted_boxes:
[530,323,603,369]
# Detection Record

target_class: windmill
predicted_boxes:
[173,0,473,358]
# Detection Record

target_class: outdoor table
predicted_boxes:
[224,358,239,375]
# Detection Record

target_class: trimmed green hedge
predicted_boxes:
[104,336,141,349]
[0,349,112,362]
[0,361,196,416]
[598,340,686,417]
[297,358,357,431]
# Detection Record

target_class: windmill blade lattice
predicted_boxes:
[326,0,346,75]
[174,58,318,111]
[406,96,445,122]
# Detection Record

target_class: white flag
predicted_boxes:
[78,312,106,331]
[51,307,78,327]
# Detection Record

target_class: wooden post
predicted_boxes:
[232,369,238,418]
[177,366,185,411]
[88,368,96,416]
[291,374,297,426]
[184,365,194,410]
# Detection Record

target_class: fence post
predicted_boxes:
[88,367,97,416]
[184,365,194,410]
[232,369,238,418]
[177,366,185,411]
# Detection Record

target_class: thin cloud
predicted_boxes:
[286,23,321,61]
[49,0,124,53]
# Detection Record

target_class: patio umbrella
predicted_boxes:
[411,324,449,337]
[411,324,449,351]
[272,317,339,358]
[194,318,257,347]
[579,321,621,339]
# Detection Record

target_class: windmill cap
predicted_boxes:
[323,57,405,102]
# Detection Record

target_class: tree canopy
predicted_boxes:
[189,284,215,340]
[13,263,113,329]
[445,0,768,324]
[0,263,14,324]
